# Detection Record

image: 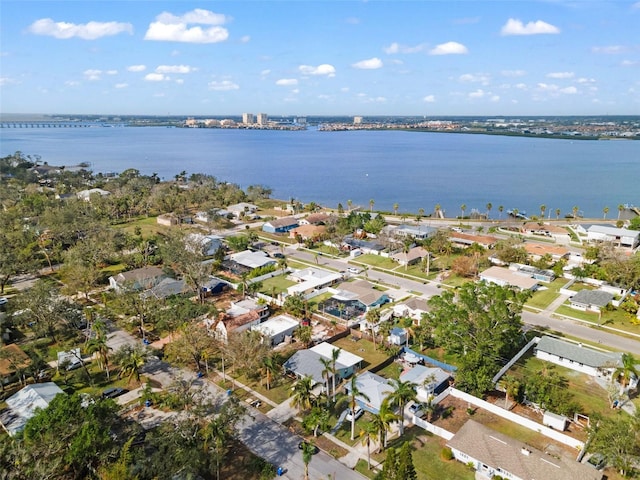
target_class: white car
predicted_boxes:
[345,407,364,421]
[347,267,361,275]
[408,403,424,418]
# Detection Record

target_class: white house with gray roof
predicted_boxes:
[534,336,623,379]
[569,289,614,312]
[587,225,640,248]
[0,382,65,436]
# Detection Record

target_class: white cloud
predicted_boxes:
[459,73,491,85]
[28,18,133,39]
[428,42,468,55]
[621,60,638,66]
[276,78,298,86]
[536,82,559,91]
[340,87,349,93]
[106,70,118,75]
[491,95,500,102]
[576,77,596,84]
[64,80,80,87]
[468,89,486,98]
[208,80,239,91]
[546,71,574,79]
[260,69,271,78]
[591,45,625,54]
[156,65,195,74]
[632,2,640,9]
[423,95,436,103]
[383,42,425,54]
[83,69,102,81]
[560,86,578,94]
[515,83,527,90]
[145,9,229,43]
[0,77,17,86]
[240,35,251,43]
[298,64,336,77]
[115,83,128,89]
[500,18,560,36]
[351,58,383,69]
[127,65,146,72]
[153,93,165,97]
[145,73,169,82]
[501,70,526,77]
[175,79,184,85]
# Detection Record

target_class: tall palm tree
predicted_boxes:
[369,199,375,212]
[460,204,466,220]
[347,199,353,211]
[319,357,333,405]
[117,346,147,385]
[290,376,315,413]
[603,206,610,219]
[330,347,340,402]
[434,204,441,219]
[261,355,279,391]
[618,204,625,220]
[417,208,425,225]
[612,353,639,396]
[572,205,580,219]
[360,422,379,470]
[301,441,316,480]
[486,202,492,219]
[372,400,398,450]
[86,334,111,380]
[498,205,504,219]
[500,375,521,409]
[348,376,371,440]
[393,203,399,216]
[386,378,417,435]
[555,208,561,219]
[540,204,546,219]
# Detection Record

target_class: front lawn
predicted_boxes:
[330,337,391,371]
[526,278,566,310]
[259,274,296,295]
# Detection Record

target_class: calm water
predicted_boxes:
[1,126,638,218]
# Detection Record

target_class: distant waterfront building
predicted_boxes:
[353,116,363,125]
[242,113,254,124]
[256,113,268,125]
[296,117,307,125]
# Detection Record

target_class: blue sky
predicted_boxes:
[1,1,639,116]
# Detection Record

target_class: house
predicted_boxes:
[450,232,498,249]
[0,382,65,436]
[534,336,624,380]
[252,314,299,346]
[186,233,223,256]
[140,278,189,300]
[523,243,570,262]
[76,188,111,201]
[156,213,179,226]
[447,420,602,480]
[392,224,438,240]
[284,343,363,389]
[521,222,571,244]
[390,246,429,266]
[226,202,258,219]
[515,265,555,283]
[0,344,31,385]
[289,224,327,241]
[227,297,269,321]
[570,289,614,312]
[299,213,331,225]
[228,250,276,270]
[333,280,392,310]
[287,267,343,296]
[399,364,450,400]
[201,276,228,296]
[108,266,167,291]
[393,297,430,324]
[342,236,386,255]
[388,327,408,346]
[586,225,640,249]
[262,217,299,234]
[344,371,393,414]
[210,310,261,342]
[479,266,539,291]
[310,342,363,378]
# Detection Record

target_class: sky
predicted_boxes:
[1,1,639,116]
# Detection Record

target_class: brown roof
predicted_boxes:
[290,224,327,239]
[223,310,260,331]
[450,232,498,246]
[338,280,385,306]
[0,344,31,376]
[447,420,600,480]
[117,266,165,283]
[267,216,299,228]
[305,213,331,224]
[523,243,569,257]
[391,246,428,263]
[522,222,569,235]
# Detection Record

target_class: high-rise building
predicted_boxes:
[256,113,268,125]
[242,113,254,124]
[354,116,363,125]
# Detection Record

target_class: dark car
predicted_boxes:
[102,387,128,399]
[298,441,319,454]
[272,252,285,259]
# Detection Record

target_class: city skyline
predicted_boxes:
[1,1,639,116]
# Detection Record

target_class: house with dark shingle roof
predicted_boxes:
[447,420,602,480]
[534,336,622,379]
[570,289,614,312]
[108,266,167,291]
[262,216,299,233]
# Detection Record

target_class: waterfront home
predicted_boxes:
[523,242,570,262]
[289,224,326,241]
[108,266,167,291]
[262,217,299,234]
[251,314,299,346]
[449,232,498,249]
[479,266,539,291]
[0,383,65,436]
[521,222,571,244]
[226,202,258,219]
[392,224,438,240]
[586,225,640,249]
[447,420,602,480]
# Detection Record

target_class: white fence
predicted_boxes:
[412,416,454,440]
[492,337,540,386]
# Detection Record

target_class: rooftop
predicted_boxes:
[571,289,614,307]
[536,336,622,369]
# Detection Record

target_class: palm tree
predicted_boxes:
[423,395,436,423]
[540,204,546,219]
[347,199,353,211]
[555,207,561,219]
[366,309,380,350]
[372,400,398,450]
[434,204,441,219]
[290,375,315,413]
[603,206,610,219]
[618,204,625,220]
[612,353,639,396]
[486,202,492,219]
[369,199,375,212]
[319,357,333,405]
[500,375,521,409]
[386,378,417,435]
[261,355,279,391]
[116,346,147,386]
[417,208,425,224]
[348,376,371,440]
[330,347,340,402]
[301,441,316,480]
[459,204,466,220]
[498,205,504,219]
[202,416,229,480]
[360,422,379,470]
[572,205,579,219]
[393,203,399,216]
[85,334,111,380]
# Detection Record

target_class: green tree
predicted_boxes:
[486,202,492,219]
[612,353,639,397]
[460,203,466,219]
[603,206,610,219]
[587,413,640,477]
[330,347,341,401]
[360,422,379,470]
[379,446,399,480]
[397,441,418,480]
[347,375,371,440]
[114,344,149,385]
[301,440,316,480]
[290,375,315,413]
[371,400,398,451]
[393,203,399,216]
[498,205,504,219]
[540,204,546,219]
[86,332,112,380]
[385,379,417,436]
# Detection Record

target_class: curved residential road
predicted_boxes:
[284,246,640,356]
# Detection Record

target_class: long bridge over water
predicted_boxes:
[0,122,126,128]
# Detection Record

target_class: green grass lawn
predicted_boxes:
[259,274,296,295]
[355,254,398,270]
[526,278,567,310]
[230,371,295,405]
[113,216,169,238]
[330,337,391,371]
[554,304,640,336]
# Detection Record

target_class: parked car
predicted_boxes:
[347,267,361,275]
[587,453,605,470]
[272,252,285,259]
[298,441,319,454]
[408,403,425,418]
[345,407,364,421]
[102,387,128,399]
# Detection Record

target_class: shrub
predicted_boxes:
[441,447,454,461]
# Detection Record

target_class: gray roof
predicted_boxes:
[571,289,614,307]
[536,336,622,369]
[0,382,65,436]
[284,350,331,385]
[447,420,601,480]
